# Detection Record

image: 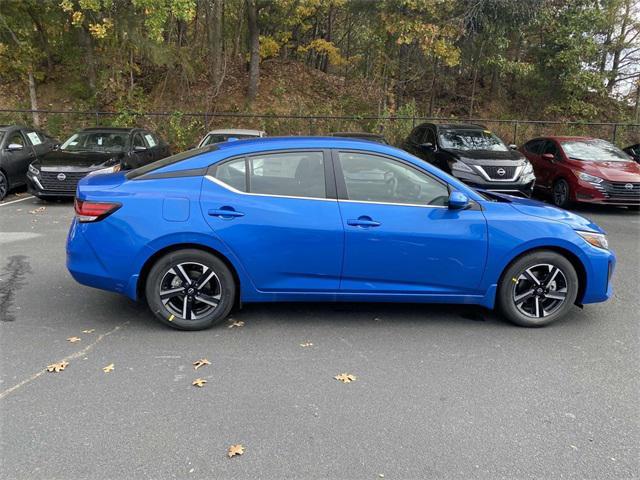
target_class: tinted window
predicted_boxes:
[524,140,543,154]
[410,126,426,143]
[338,152,449,206]
[215,158,247,192]
[248,151,326,199]
[425,128,436,145]
[542,141,558,156]
[133,134,146,148]
[7,131,25,147]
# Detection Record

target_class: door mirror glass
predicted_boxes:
[542,153,555,162]
[7,143,24,151]
[448,191,469,210]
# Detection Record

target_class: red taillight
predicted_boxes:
[74,199,121,222]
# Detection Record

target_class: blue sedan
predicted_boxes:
[66,137,615,330]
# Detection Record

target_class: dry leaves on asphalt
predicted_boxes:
[334,373,357,383]
[193,358,211,370]
[82,329,95,334]
[46,361,69,373]
[102,363,115,373]
[29,206,46,214]
[67,336,81,343]
[228,320,245,329]
[227,444,245,458]
[192,378,207,387]
[300,342,314,347]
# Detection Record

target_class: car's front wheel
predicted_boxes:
[552,179,571,208]
[145,249,236,330]
[0,171,8,200]
[498,251,578,327]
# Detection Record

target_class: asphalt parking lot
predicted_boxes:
[0,190,638,480]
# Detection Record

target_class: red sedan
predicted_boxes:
[521,136,640,210]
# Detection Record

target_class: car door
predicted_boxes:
[129,132,154,168]
[403,125,427,157]
[3,129,35,186]
[142,131,163,161]
[537,140,561,189]
[201,150,344,292]
[334,150,488,294]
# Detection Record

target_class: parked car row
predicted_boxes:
[1,122,639,210]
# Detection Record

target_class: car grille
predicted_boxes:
[599,181,640,203]
[39,171,88,193]
[476,165,518,180]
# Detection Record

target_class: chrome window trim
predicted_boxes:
[473,165,523,182]
[204,174,337,202]
[338,198,448,209]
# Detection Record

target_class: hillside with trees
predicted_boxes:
[1,0,639,148]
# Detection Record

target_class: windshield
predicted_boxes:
[200,133,257,146]
[61,131,128,153]
[561,139,631,162]
[438,129,508,152]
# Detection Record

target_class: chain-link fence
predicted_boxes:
[1,109,639,151]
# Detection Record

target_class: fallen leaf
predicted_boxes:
[193,358,211,370]
[334,373,357,383]
[227,444,245,458]
[228,320,245,329]
[46,361,69,373]
[29,206,46,214]
[192,378,207,387]
[300,342,314,347]
[82,329,95,334]
[102,363,115,373]
[67,336,81,343]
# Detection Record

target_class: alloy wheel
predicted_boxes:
[512,263,568,318]
[159,262,222,320]
[553,180,568,206]
[0,174,7,200]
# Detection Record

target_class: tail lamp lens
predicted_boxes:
[74,199,121,222]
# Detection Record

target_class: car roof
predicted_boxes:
[81,127,138,133]
[205,129,265,136]
[531,136,594,142]
[432,123,487,130]
[330,132,384,138]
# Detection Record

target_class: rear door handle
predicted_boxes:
[208,207,245,218]
[347,216,381,227]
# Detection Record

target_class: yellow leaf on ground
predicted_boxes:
[29,206,46,214]
[228,320,245,329]
[46,361,69,373]
[82,329,95,334]
[192,378,207,387]
[300,342,313,347]
[227,444,245,458]
[67,336,81,343]
[334,373,357,383]
[193,358,211,370]
[102,363,115,373]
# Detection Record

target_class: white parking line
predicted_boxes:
[0,195,35,207]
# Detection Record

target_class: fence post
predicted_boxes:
[512,121,519,145]
[308,118,313,135]
[95,111,99,126]
[612,123,618,143]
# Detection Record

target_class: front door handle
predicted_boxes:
[208,207,245,218]
[347,216,381,228]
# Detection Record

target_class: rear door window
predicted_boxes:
[248,152,326,199]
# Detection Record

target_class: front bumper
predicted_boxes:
[27,170,90,197]
[450,167,535,197]
[573,179,640,206]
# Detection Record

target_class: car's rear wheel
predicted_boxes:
[552,179,571,208]
[145,249,236,330]
[498,251,578,327]
[0,171,8,200]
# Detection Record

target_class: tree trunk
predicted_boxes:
[79,26,97,93]
[246,0,260,104]
[233,1,245,58]
[28,71,40,128]
[634,78,640,123]
[207,0,224,79]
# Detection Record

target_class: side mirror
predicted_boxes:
[420,142,435,152]
[134,145,147,152]
[7,143,24,151]
[542,153,555,162]
[509,144,518,150]
[448,191,469,210]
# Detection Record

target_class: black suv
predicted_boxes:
[27,127,170,199]
[402,123,535,196]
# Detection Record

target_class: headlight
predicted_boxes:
[87,164,121,176]
[575,171,603,184]
[448,160,474,173]
[577,231,609,250]
[28,163,39,175]
[522,162,534,175]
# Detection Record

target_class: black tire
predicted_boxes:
[0,171,8,200]
[145,249,236,330]
[498,250,579,327]
[627,205,640,212]
[552,178,571,208]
